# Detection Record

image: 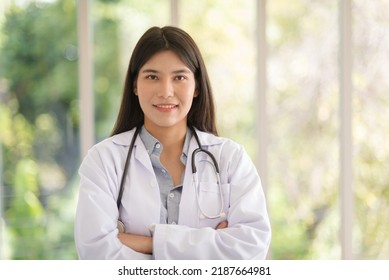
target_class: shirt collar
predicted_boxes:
[139,126,159,156]
[139,126,192,164]
[181,128,192,163]
[111,127,223,148]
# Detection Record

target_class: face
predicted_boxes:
[135,50,197,133]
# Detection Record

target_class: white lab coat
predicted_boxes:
[74,128,271,259]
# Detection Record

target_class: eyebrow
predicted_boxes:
[141,68,192,74]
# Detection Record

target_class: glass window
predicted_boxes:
[268,0,340,259]
[353,0,389,259]
[0,0,79,259]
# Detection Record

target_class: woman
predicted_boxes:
[74,26,271,259]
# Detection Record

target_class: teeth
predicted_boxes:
[156,105,176,109]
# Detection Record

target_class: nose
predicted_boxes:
[157,78,174,98]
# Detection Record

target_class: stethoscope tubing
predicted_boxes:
[117,126,225,232]
[117,125,141,210]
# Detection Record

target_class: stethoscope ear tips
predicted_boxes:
[220,212,226,218]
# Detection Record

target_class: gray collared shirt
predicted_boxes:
[139,126,192,224]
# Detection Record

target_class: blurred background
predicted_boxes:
[0,0,388,260]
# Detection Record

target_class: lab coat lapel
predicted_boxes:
[120,136,161,235]
[133,137,155,177]
[179,135,200,228]
[111,128,155,177]
[179,130,223,226]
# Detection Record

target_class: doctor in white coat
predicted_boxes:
[75,26,271,260]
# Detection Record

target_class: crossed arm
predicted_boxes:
[118,220,228,255]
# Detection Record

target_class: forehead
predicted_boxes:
[141,50,190,70]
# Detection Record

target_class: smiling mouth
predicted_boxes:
[154,104,178,109]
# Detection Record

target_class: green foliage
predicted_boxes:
[269,184,310,259]
[1,2,78,121]
[92,0,121,138]
[0,103,48,259]
[0,0,80,259]
[7,159,46,259]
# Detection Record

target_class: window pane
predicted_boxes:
[353,0,389,259]
[268,0,340,259]
[0,0,79,259]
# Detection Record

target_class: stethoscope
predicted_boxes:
[117,126,225,233]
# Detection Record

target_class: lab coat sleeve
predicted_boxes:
[74,145,151,260]
[152,144,271,260]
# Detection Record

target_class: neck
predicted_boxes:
[144,123,187,150]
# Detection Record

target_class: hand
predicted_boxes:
[215,220,228,230]
[118,233,153,255]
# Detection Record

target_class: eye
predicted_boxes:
[175,75,186,81]
[146,75,158,80]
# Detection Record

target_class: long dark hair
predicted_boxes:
[111,26,218,136]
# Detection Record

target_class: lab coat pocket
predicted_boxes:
[197,182,230,228]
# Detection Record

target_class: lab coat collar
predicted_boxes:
[109,127,224,188]
[110,127,223,148]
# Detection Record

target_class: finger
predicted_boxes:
[215,220,228,230]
